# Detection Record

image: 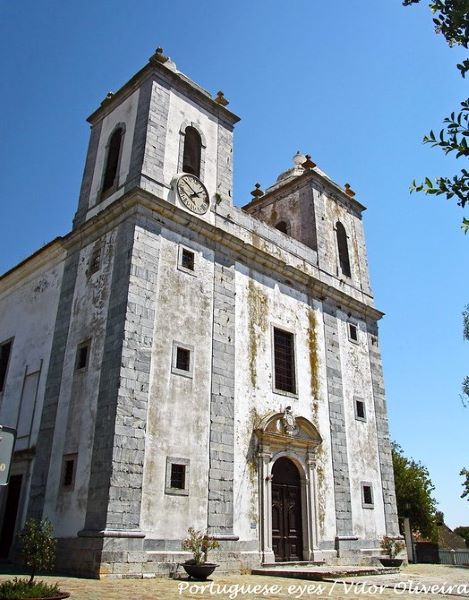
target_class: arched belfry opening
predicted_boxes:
[275,221,289,235]
[336,221,351,278]
[101,126,124,199]
[254,408,322,563]
[271,457,303,561]
[182,126,202,177]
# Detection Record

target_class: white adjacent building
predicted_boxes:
[0,49,399,576]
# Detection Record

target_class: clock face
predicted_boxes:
[176,174,210,215]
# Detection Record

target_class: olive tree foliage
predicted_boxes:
[462,304,469,406]
[454,525,469,545]
[461,467,469,499]
[404,0,469,231]
[19,518,57,584]
[392,442,438,539]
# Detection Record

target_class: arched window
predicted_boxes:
[336,221,351,278]
[275,221,289,234]
[101,127,124,198]
[182,126,202,177]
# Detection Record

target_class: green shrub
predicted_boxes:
[380,535,406,559]
[181,527,220,565]
[18,519,57,584]
[0,577,60,599]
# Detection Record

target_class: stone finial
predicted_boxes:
[344,183,356,198]
[302,154,316,170]
[150,47,169,64]
[100,92,114,106]
[250,183,264,199]
[214,91,229,106]
[293,151,306,167]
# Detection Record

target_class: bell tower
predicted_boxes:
[243,152,373,297]
[73,48,239,229]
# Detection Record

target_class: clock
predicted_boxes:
[176,174,210,215]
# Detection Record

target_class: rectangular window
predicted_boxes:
[88,246,102,276]
[172,342,193,378]
[62,455,77,489]
[348,322,358,343]
[176,347,190,372]
[181,248,195,271]
[273,328,296,394]
[178,245,196,274]
[165,457,189,496]
[355,398,366,422]
[170,464,186,489]
[0,339,13,393]
[75,341,90,371]
[362,483,374,508]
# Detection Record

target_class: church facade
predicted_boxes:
[0,49,399,577]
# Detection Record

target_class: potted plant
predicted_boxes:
[181,527,220,580]
[379,535,406,567]
[0,518,69,600]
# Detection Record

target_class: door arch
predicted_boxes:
[255,409,322,563]
[271,457,303,561]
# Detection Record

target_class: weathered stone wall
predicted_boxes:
[367,321,399,537]
[140,225,214,539]
[42,229,118,536]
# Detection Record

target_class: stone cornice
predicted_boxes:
[0,238,65,294]
[242,168,366,217]
[86,58,240,128]
[0,188,383,322]
[61,188,383,322]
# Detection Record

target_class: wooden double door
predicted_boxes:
[271,457,303,562]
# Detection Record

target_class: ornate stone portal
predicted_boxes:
[254,409,324,563]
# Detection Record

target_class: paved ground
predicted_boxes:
[0,564,468,599]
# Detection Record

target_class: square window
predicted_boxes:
[348,323,358,343]
[0,339,13,393]
[170,464,186,489]
[172,342,193,378]
[178,245,196,274]
[62,454,77,489]
[88,246,102,276]
[273,328,296,394]
[181,248,195,271]
[165,457,189,496]
[362,483,374,508]
[76,341,90,371]
[176,347,190,372]
[355,398,366,421]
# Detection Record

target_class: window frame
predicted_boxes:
[348,322,359,344]
[87,244,103,277]
[171,342,194,378]
[361,482,374,509]
[0,337,13,394]
[354,397,367,422]
[165,457,190,496]
[75,340,91,372]
[61,453,78,490]
[177,244,196,276]
[271,326,298,397]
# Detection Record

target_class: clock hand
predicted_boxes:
[185,181,198,195]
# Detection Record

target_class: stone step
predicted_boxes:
[262,561,325,567]
[252,565,401,581]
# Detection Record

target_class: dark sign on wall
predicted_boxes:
[0,426,16,486]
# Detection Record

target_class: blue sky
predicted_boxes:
[0,1,467,527]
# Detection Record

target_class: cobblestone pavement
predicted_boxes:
[0,564,467,599]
